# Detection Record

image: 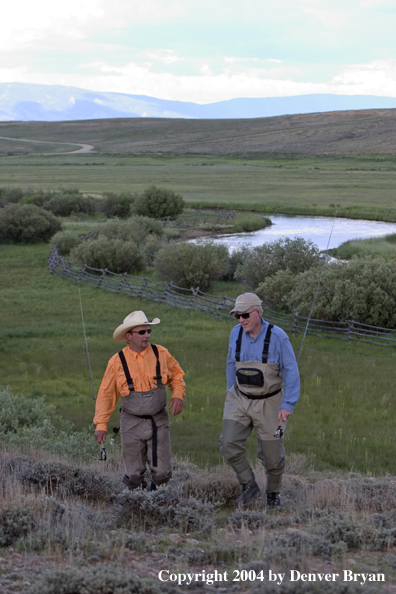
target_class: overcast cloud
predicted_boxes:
[1,0,396,103]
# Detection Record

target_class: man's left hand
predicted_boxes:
[169,398,183,416]
[278,408,291,423]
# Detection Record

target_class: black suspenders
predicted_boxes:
[235,324,273,363]
[118,344,163,392]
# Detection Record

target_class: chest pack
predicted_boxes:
[235,324,282,399]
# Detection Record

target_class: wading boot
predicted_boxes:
[267,492,282,509]
[235,480,261,507]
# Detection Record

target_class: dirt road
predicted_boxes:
[0,135,94,154]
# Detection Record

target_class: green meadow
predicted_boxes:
[2,240,396,474]
[2,152,396,221]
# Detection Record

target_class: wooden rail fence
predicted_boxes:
[48,246,396,347]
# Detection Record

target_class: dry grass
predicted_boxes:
[0,447,395,593]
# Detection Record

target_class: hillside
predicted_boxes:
[1,108,396,156]
[2,82,396,121]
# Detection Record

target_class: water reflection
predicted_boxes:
[202,215,396,251]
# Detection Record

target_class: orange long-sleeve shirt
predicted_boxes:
[94,344,185,431]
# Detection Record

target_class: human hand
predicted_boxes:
[168,398,183,416]
[94,430,107,444]
[278,408,291,423]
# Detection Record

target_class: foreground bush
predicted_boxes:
[153,241,229,292]
[28,566,160,594]
[0,386,100,462]
[235,236,321,288]
[71,236,146,274]
[258,257,396,327]
[0,203,62,243]
[133,185,184,220]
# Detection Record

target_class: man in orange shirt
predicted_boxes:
[94,310,185,491]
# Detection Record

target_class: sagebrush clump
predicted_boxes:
[0,203,62,243]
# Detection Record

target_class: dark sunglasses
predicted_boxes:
[131,329,152,335]
[235,312,251,320]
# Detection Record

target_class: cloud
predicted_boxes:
[146,50,184,65]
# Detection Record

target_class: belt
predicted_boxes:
[237,387,281,400]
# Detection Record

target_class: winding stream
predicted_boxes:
[203,214,396,251]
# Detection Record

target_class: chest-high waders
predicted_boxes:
[118,345,172,490]
[219,324,286,494]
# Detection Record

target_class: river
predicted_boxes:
[200,214,396,251]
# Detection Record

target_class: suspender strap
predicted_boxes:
[118,345,163,390]
[150,344,162,385]
[118,350,134,391]
[235,327,243,362]
[235,324,273,363]
[262,324,273,364]
[138,415,158,467]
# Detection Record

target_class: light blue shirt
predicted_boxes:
[226,319,300,413]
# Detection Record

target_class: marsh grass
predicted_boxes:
[331,234,396,260]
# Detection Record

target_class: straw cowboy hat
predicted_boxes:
[113,311,160,342]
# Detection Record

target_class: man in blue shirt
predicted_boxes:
[220,293,300,508]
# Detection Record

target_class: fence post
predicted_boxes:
[117,273,127,294]
[292,312,299,334]
[189,287,199,309]
[160,282,173,306]
[215,296,228,319]
[137,277,149,299]
[96,268,108,288]
[347,320,354,341]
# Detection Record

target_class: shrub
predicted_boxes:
[0,504,35,547]
[0,203,62,243]
[286,258,396,327]
[256,269,296,312]
[71,236,146,274]
[153,241,229,292]
[98,216,163,244]
[102,192,136,218]
[0,186,25,205]
[116,484,217,533]
[0,387,101,462]
[44,192,96,217]
[235,236,321,288]
[133,185,184,220]
[51,230,82,255]
[28,566,160,594]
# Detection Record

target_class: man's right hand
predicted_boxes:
[94,430,107,444]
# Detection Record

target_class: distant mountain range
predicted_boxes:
[1,82,396,122]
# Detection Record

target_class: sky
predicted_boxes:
[1,0,396,104]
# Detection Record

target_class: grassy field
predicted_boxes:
[2,241,396,474]
[2,153,396,221]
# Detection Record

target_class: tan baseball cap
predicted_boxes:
[229,293,262,315]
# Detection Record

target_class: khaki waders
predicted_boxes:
[220,324,286,494]
[118,346,172,489]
